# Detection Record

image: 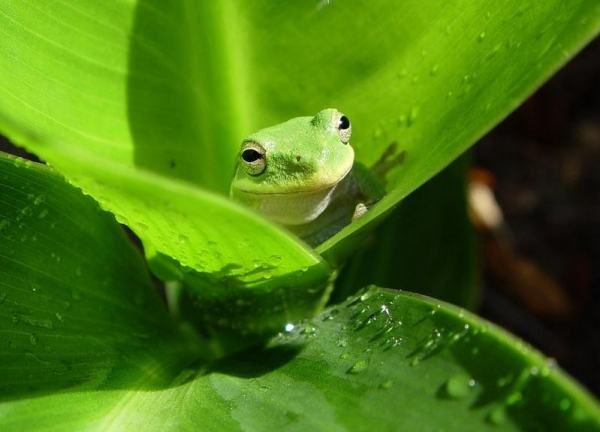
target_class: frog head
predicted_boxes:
[230,108,354,225]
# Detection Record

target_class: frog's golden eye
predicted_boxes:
[337,114,352,144]
[241,141,266,176]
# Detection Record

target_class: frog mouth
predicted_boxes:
[235,165,352,196]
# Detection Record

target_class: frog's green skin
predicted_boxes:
[230,108,384,246]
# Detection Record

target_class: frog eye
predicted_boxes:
[240,142,266,176]
[336,114,352,144]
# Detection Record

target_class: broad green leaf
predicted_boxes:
[2,155,595,430]
[0,152,195,402]
[0,1,240,192]
[311,2,600,258]
[2,281,598,430]
[335,156,479,308]
[0,122,332,329]
[1,1,598,272]
[0,0,331,289]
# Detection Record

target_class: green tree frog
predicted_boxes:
[230,109,384,246]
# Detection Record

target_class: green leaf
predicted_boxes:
[310,2,600,258]
[0,152,194,402]
[2,280,598,430]
[1,1,598,270]
[0,1,333,295]
[335,156,479,308]
[0,121,333,334]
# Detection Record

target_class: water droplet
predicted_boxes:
[55,312,64,322]
[284,323,295,332]
[407,107,419,126]
[486,44,502,60]
[559,398,571,411]
[486,406,506,425]
[301,325,317,337]
[496,374,513,388]
[322,308,339,321]
[444,374,476,399]
[359,290,372,302]
[478,31,486,41]
[347,359,369,374]
[269,255,282,263]
[379,380,393,389]
[506,391,522,406]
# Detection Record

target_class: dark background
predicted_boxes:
[475,37,600,396]
[1,37,598,395]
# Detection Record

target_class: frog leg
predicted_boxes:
[349,162,387,221]
[371,141,407,179]
[352,202,369,220]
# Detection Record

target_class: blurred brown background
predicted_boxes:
[474,37,600,396]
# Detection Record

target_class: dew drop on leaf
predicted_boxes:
[444,374,476,399]
[506,391,522,406]
[347,359,369,374]
[379,380,393,389]
[486,406,506,425]
[559,398,572,411]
